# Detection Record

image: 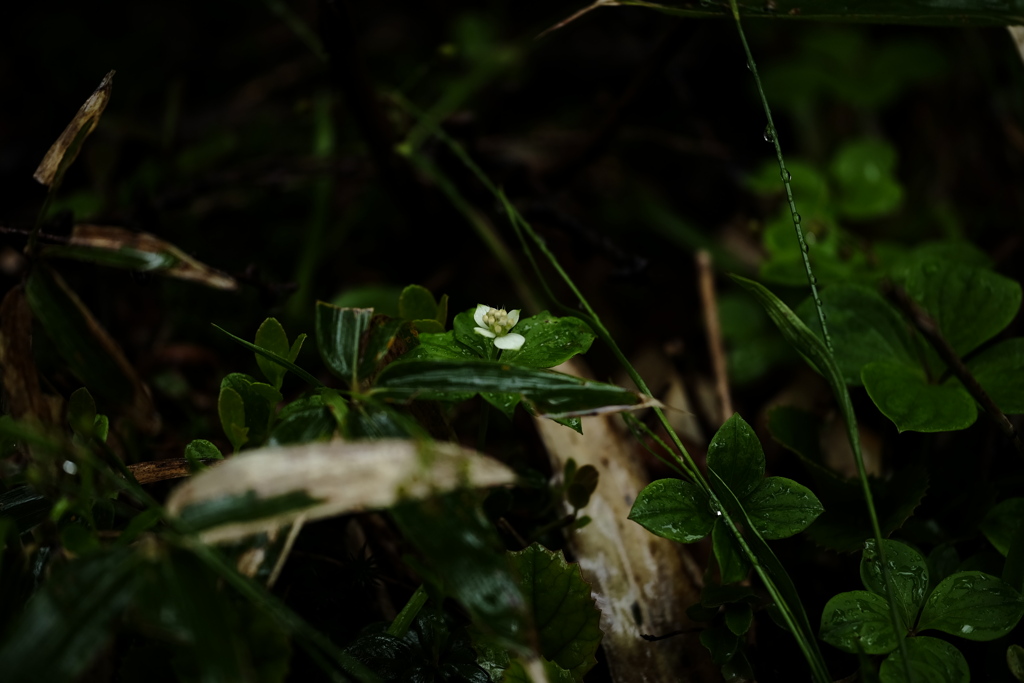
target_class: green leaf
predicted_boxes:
[404,331,481,361]
[316,303,373,387]
[700,624,741,665]
[917,571,1024,640]
[267,396,336,446]
[744,477,823,540]
[25,264,158,432]
[220,373,283,447]
[893,260,1022,357]
[67,387,97,439]
[507,543,602,679]
[713,517,750,584]
[497,312,596,368]
[255,318,290,389]
[819,590,900,655]
[860,540,929,631]
[707,413,764,500]
[830,139,903,220]
[184,439,223,469]
[1009,644,1024,682]
[212,324,322,388]
[452,308,493,359]
[373,360,656,419]
[358,317,404,380]
[724,602,754,636]
[218,386,248,452]
[565,465,598,510]
[966,337,1024,415]
[861,361,977,432]
[398,285,439,321]
[0,547,148,681]
[980,498,1024,557]
[628,479,716,543]
[879,636,969,683]
[798,284,916,386]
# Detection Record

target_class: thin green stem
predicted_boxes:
[388,585,430,638]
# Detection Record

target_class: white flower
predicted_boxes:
[473,304,525,351]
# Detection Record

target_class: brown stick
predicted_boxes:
[697,250,732,423]
[884,281,1024,457]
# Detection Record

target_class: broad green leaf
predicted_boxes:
[218,386,248,452]
[483,392,520,420]
[966,337,1024,415]
[980,498,1024,557]
[860,540,929,631]
[611,1,1024,26]
[220,373,283,447]
[713,517,749,584]
[707,413,764,500]
[33,71,114,188]
[861,362,977,432]
[345,401,418,439]
[894,260,1022,357]
[167,439,516,543]
[497,312,596,368]
[213,324,322,388]
[391,491,529,644]
[1009,644,1024,682]
[357,317,404,380]
[699,624,740,665]
[41,225,237,290]
[830,139,902,220]
[507,543,601,679]
[0,546,148,680]
[917,571,1024,640]
[25,264,158,432]
[452,308,493,359]
[184,439,223,468]
[398,284,439,321]
[373,360,657,419]
[724,603,754,636]
[67,387,96,439]
[798,284,916,385]
[267,396,336,446]
[819,591,900,655]
[744,476,823,540]
[628,478,715,544]
[316,303,373,386]
[879,636,968,683]
[404,331,480,361]
[255,318,290,389]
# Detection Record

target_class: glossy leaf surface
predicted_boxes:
[917,571,1024,641]
[628,478,716,544]
[819,590,899,655]
[862,362,977,433]
[860,540,929,631]
[879,636,968,683]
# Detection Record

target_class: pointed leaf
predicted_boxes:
[713,517,750,584]
[255,318,290,389]
[213,324,322,388]
[452,308,493,359]
[724,603,753,636]
[34,71,114,187]
[819,590,900,655]
[744,476,823,540]
[980,498,1024,557]
[860,540,929,631]
[917,571,1024,640]
[404,331,480,361]
[218,386,248,452]
[497,312,596,369]
[707,413,764,499]
[41,225,237,290]
[166,439,517,543]
[507,543,602,679]
[862,361,977,432]
[627,478,715,544]
[220,373,282,447]
[316,303,373,386]
[966,337,1024,415]
[879,636,968,683]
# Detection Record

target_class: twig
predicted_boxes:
[696,250,732,424]
[885,281,1024,457]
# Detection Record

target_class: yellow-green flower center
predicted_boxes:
[482,308,514,335]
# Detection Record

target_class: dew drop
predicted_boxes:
[763,125,775,143]
[792,212,802,224]
[801,243,810,254]
[781,168,792,182]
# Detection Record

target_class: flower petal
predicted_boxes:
[506,309,521,327]
[474,304,490,327]
[494,333,525,351]
[474,327,496,338]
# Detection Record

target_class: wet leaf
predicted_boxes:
[166,439,517,543]
[33,71,114,188]
[41,225,237,290]
[862,362,977,433]
[628,478,715,544]
[860,540,929,631]
[498,311,596,369]
[743,476,823,540]
[819,590,899,655]
[707,413,764,500]
[699,624,740,665]
[712,517,749,584]
[917,571,1024,640]
[266,396,336,446]
[879,636,968,683]
[507,543,602,679]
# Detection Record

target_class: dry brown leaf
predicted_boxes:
[33,71,115,187]
[535,359,718,683]
[166,439,517,543]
